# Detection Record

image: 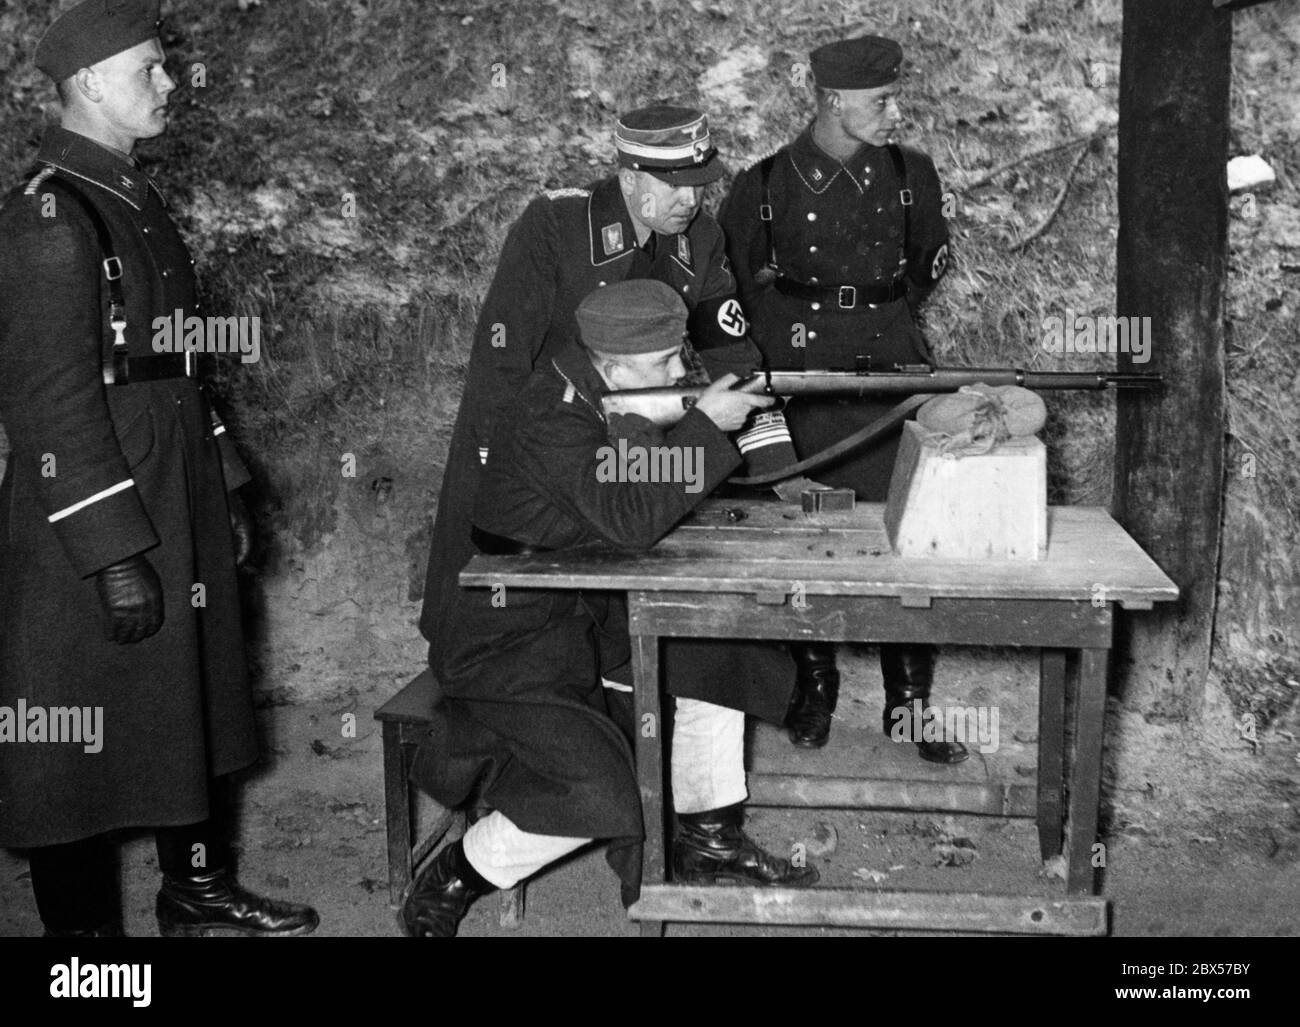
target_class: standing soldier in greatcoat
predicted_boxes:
[719,36,967,762]
[0,0,318,937]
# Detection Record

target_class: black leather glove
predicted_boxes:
[94,553,164,644]
[228,490,253,568]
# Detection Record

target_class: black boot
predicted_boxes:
[674,803,819,887]
[156,870,319,937]
[881,644,969,765]
[786,642,840,748]
[398,839,495,938]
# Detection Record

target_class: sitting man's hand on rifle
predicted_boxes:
[693,372,775,433]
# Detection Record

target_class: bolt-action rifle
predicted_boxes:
[600,364,1161,485]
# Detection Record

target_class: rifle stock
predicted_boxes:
[601,365,1160,427]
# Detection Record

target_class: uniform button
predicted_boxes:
[876,207,884,214]
[189,258,196,265]
[142,227,150,234]
[162,269,170,277]
[808,331,817,340]
[807,212,817,222]
[598,281,606,286]
[682,285,689,293]
[809,245,818,253]
[809,276,819,284]
[810,302,821,311]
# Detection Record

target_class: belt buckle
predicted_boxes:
[838,285,856,309]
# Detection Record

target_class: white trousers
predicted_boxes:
[461,690,746,888]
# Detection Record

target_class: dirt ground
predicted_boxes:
[3,645,1295,938]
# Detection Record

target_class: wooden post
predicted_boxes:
[1112,0,1232,719]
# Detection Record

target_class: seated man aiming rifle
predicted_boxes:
[401,280,818,938]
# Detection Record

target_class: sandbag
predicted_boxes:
[915,383,1047,457]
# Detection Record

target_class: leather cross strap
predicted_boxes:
[757,151,779,273]
[885,144,912,258]
[30,168,132,385]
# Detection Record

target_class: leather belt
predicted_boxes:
[106,353,198,385]
[470,525,554,556]
[774,276,908,308]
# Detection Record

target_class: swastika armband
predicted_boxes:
[688,295,749,350]
[921,242,950,283]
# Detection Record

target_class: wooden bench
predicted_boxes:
[375,668,524,928]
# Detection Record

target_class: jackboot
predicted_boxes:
[398,839,495,938]
[785,642,840,748]
[156,869,319,937]
[673,803,819,886]
[881,644,969,765]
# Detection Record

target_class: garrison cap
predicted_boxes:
[36,0,162,82]
[810,35,903,90]
[576,280,688,355]
[614,105,728,186]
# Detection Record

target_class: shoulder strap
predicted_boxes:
[757,153,780,272]
[885,145,912,260]
[27,167,130,384]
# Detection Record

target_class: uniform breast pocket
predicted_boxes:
[112,405,157,470]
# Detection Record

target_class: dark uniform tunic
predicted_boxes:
[420,175,792,721]
[0,126,257,847]
[719,125,950,498]
[413,343,741,895]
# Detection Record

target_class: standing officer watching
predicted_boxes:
[719,36,966,763]
[0,0,318,937]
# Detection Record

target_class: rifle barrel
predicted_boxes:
[764,369,1161,394]
[600,367,1161,427]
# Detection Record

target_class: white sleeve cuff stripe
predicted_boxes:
[47,479,136,523]
[213,425,226,436]
[737,428,794,453]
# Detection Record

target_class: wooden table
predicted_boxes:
[461,500,1178,936]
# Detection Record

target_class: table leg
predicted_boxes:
[382,722,411,904]
[1037,649,1067,861]
[1065,648,1108,895]
[633,630,666,937]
